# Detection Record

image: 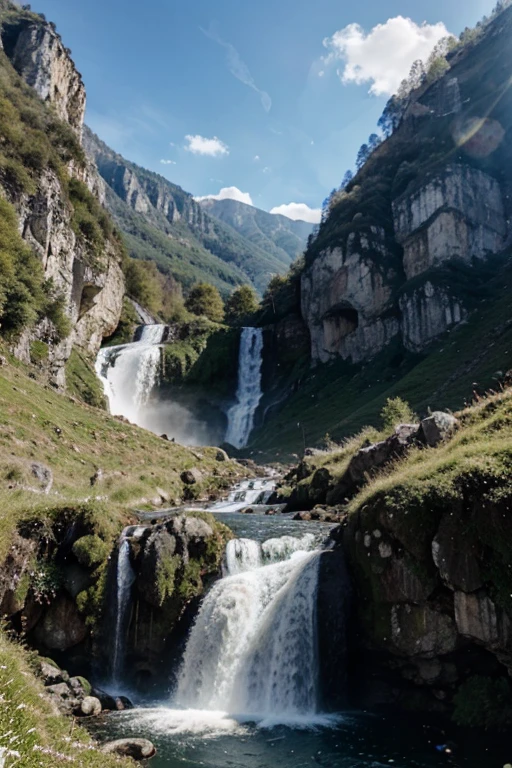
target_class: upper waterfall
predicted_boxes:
[95,324,166,428]
[225,327,264,450]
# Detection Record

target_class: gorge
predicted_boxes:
[0,0,512,766]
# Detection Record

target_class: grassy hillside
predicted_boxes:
[250,253,512,460]
[199,197,312,271]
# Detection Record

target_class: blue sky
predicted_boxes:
[37,0,496,222]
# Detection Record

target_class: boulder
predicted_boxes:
[115,696,134,711]
[432,514,482,592]
[45,683,80,715]
[101,739,156,760]
[139,528,177,608]
[39,659,68,686]
[30,462,53,493]
[91,687,117,711]
[180,468,202,485]
[419,412,458,447]
[215,449,229,462]
[33,594,87,651]
[390,604,458,658]
[454,591,511,648]
[80,696,102,717]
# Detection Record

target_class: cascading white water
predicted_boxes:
[174,532,321,722]
[209,478,276,513]
[112,525,146,684]
[225,327,264,450]
[95,324,166,427]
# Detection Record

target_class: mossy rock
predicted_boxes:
[72,535,111,569]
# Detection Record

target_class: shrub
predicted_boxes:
[185,282,225,322]
[381,397,418,431]
[72,535,111,568]
[225,284,259,325]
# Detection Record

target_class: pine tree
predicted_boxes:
[356,144,370,170]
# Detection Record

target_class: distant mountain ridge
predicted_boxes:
[83,128,297,295]
[199,198,312,271]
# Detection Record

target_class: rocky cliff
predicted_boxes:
[0,2,124,387]
[301,8,511,367]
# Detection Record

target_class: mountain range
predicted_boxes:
[83,128,312,296]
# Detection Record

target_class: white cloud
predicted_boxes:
[195,186,253,206]
[262,166,271,174]
[184,134,229,157]
[160,159,176,165]
[270,203,321,224]
[323,16,451,96]
[201,25,272,113]
[254,155,260,162]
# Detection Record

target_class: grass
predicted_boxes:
[0,341,247,559]
[348,387,512,516]
[0,632,133,767]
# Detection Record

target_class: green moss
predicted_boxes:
[178,560,203,600]
[65,347,107,409]
[29,340,49,366]
[155,554,180,606]
[72,535,110,568]
[453,676,512,730]
[74,675,92,696]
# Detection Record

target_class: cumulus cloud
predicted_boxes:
[201,25,272,112]
[323,16,451,96]
[195,186,253,206]
[160,159,176,165]
[184,135,229,157]
[270,203,321,224]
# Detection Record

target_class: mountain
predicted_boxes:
[83,128,293,295]
[247,4,512,458]
[199,198,312,272]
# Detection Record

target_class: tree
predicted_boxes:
[185,282,225,323]
[124,258,163,315]
[381,397,417,432]
[341,170,353,189]
[356,143,370,170]
[378,95,404,137]
[408,59,426,90]
[225,285,259,325]
[368,133,381,153]
[322,188,337,222]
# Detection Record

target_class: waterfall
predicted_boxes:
[111,526,146,684]
[225,327,264,450]
[209,478,277,513]
[174,532,322,722]
[95,324,166,427]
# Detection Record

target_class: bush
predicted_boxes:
[225,284,259,325]
[381,397,418,431]
[72,535,111,568]
[185,282,225,322]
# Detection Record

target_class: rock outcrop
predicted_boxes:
[300,9,511,368]
[0,7,124,386]
[1,16,86,136]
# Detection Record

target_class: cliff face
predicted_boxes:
[1,17,86,137]
[0,5,124,387]
[301,8,512,367]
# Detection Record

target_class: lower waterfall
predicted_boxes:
[95,324,166,428]
[111,526,145,684]
[174,532,321,722]
[225,327,264,450]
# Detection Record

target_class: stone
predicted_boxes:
[90,468,104,486]
[215,449,229,462]
[454,590,511,648]
[80,696,102,717]
[115,696,134,711]
[419,412,459,447]
[180,468,202,485]
[30,462,53,494]
[33,594,87,651]
[156,487,171,503]
[139,528,177,608]
[432,513,482,592]
[390,604,458,658]
[91,688,117,711]
[39,660,68,686]
[101,739,156,760]
[45,683,80,715]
